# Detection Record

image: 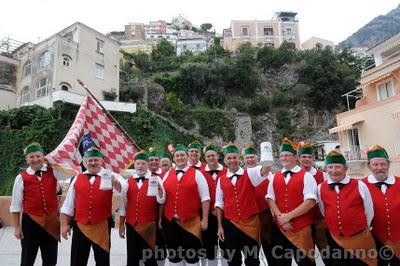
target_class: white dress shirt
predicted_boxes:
[10,164,54,213]
[60,168,125,217]
[214,165,268,210]
[317,175,374,226]
[366,174,396,195]
[119,170,165,217]
[266,165,318,202]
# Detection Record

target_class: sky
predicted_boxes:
[1,0,399,45]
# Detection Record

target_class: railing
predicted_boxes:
[343,145,366,161]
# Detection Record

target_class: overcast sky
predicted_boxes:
[1,0,399,45]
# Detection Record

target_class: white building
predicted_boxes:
[176,37,207,55]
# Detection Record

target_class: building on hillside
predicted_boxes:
[301,37,334,50]
[329,32,400,176]
[222,11,300,52]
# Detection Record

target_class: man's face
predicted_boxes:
[368,158,389,181]
[299,154,314,169]
[134,159,148,176]
[244,154,258,168]
[279,152,297,169]
[188,148,201,164]
[326,164,347,182]
[148,157,160,171]
[204,150,219,166]
[174,151,189,169]
[85,157,103,174]
[224,153,240,171]
[26,152,45,171]
[160,158,171,172]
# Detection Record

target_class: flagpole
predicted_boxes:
[77,79,141,152]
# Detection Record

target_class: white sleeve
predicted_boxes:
[358,181,374,227]
[60,176,78,217]
[317,184,325,216]
[9,175,24,213]
[215,179,224,209]
[247,165,267,186]
[156,176,166,204]
[119,182,128,217]
[265,174,276,201]
[303,172,318,201]
[195,170,210,202]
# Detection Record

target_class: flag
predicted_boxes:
[46,96,138,176]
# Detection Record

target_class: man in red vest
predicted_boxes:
[318,150,376,266]
[216,142,269,266]
[60,147,123,266]
[119,151,165,266]
[161,144,210,266]
[362,145,400,266]
[200,143,228,266]
[188,141,206,171]
[266,137,317,266]
[242,144,274,265]
[10,142,60,266]
[160,152,172,174]
[297,143,330,265]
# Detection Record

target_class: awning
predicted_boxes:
[392,109,400,119]
[329,120,364,134]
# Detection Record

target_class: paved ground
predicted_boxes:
[0,227,323,265]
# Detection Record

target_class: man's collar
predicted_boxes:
[205,163,223,171]
[327,175,350,184]
[367,174,395,184]
[26,164,48,175]
[227,167,244,178]
[281,165,301,174]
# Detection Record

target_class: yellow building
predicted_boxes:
[329,33,400,177]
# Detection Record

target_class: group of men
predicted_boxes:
[9,138,400,266]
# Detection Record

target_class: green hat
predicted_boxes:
[175,144,188,154]
[280,137,297,155]
[84,147,103,158]
[188,141,202,152]
[24,142,44,155]
[242,144,257,156]
[298,143,314,156]
[161,152,172,160]
[367,145,389,160]
[135,151,149,162]
[203,141,219,154]
[223,142,239,155]
[148,147,160,158]
[325,150,346,165]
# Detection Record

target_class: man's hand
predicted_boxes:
[277,213,292,225]
[61,224,71,240]
[119,223,126,239]
[14,227,24,239]
[217,226,225,241]
[200,218,208,231]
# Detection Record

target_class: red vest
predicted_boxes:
[163,167,201,221]
[220,170,259,222]
[362,176,400,242]
[273,170,315,232]
[255,178,270,213]
[320,178,367,237]
[201,167,227,212]
[21,167,58,216]
[126,178,158,226]
[312,170,325,220]
[74,173,113,224]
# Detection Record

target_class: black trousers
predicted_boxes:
[374,235,400,266]
[267,222,315,266]
[202,213,226,260]
[222,218,260,266]
[20,213,58,266]
[70,218,112,266]
[162,218,202,263]
[126,223,157,266]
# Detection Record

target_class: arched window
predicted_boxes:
[22,61,32,77]
[59,82,71,91]
[62,54,72,66]
[39,51,50,68]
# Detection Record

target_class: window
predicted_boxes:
[95,64,104,79]
[241,27,249,36]
[36,78,48,98]
[96,39,104,54]
[264,27,273,36]
[377,80,394,100]
[39,51,50,69]
[22,61,31,77]
[62,55,72,66]
[21,86,30,104]
[286,27,293,35]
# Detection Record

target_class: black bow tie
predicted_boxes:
[229,174,241,180]
[136,176,146,183]
[328,182,345,190]
[375,182,391,190]
[35,170,42,177]
[283,171,293,178]
[208,170,220,176]
[176,169,185,175]
[86,173,97,179]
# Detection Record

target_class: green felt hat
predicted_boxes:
[148,147,160,158]
[298,143,314,156]
[280,137,297,155]
[135,151,149,162]
[84,147,103,158]
[175,144,188,154]
[188,141,202,152]
[223,142,239,155]
[367,145,389,160]
[24,142,44,155]
[325,150,346,165]
[242,144,257,156]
